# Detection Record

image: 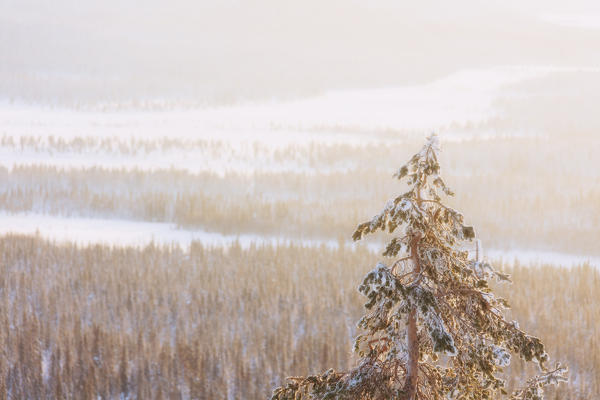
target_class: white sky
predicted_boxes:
[2,0,600,105]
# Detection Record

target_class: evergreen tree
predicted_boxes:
[272,134,567,400]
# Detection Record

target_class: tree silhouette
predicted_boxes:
[272,134,567,400]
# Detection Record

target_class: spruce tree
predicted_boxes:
[272,134,567,400]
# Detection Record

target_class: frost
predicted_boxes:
[397,198,412,213]
[423,311,457,356]
[492,345,511,367]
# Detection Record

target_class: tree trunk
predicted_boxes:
[404,308,419,399]
[403,234,421,399]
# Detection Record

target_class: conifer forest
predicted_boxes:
[2,1,600,399]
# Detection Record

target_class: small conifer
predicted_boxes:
[272,134,567,399]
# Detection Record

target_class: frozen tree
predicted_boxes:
[271,134,567,400]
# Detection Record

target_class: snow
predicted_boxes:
[0,212,598,267]
[491,345,511,367]
[2,66,597,175]
[0,66,557,142]
[1,65,599,265]
[483,248,600,268]
[0,144,353,176]
[0,212,339,250]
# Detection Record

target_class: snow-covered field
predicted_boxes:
[1,67,545,140]
[2,212,598,268]
[0,66,589,176]
[0,212,338,250]
[2,66,599,176]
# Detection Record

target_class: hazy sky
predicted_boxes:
[1,0,600,105]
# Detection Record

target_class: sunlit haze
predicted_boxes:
[1,1,598,398]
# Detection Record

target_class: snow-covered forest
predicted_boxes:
[2,0,600,398]
[0,235,597,398]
